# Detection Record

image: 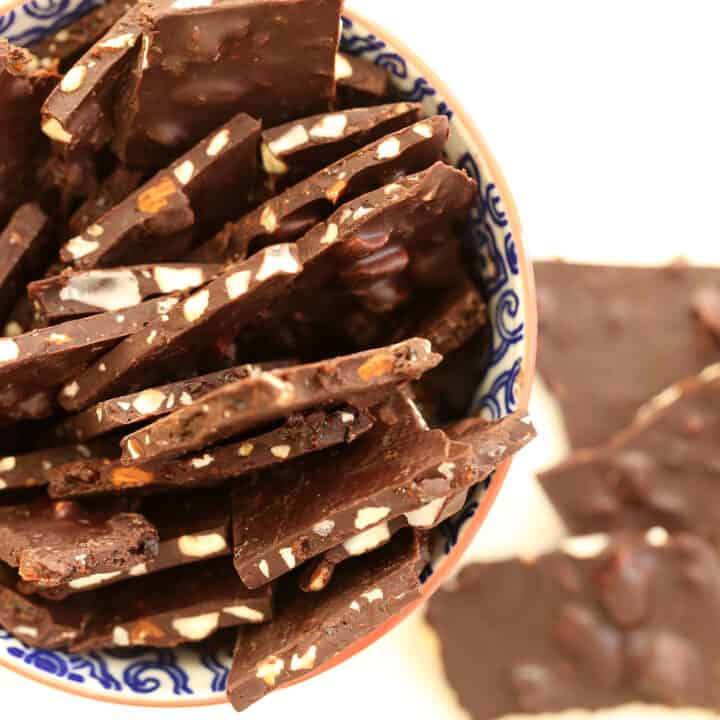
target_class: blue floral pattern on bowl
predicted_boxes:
[0,9,527,703]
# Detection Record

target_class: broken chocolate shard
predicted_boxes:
[72,556,272,652]
[29,262,220,324]
[334,53,391,109]
[261,102,423,191]
[539,365,720,544]
[0,496,159,588]
[427,532,720,719]
[535,261,720,449]
[59,243,302,412]
[49,407,373,498]
[120,338,441,465]
[197,115,449,263]
[228,529,425,712]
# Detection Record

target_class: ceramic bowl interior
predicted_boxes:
[0,5,533,706]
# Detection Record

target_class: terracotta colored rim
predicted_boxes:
[0,5,538,707]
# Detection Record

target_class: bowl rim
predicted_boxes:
[0,4,538,707]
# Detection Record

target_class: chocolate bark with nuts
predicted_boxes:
[539,365,720,544]
[0,497,159,588]
[334,53,391,108]
[427,532,720,719]
[0,203,53,324]
[60,112,260,269]
[197,116,449,263]
[120,338,441,465]
[0,41,57,226]
[112,0,342,168]
[0,437,119,492]
[60,244,302,412]
[30,263,220,324]
[29,0,136,73]
[232,405,534,589]
[50,407,373,498]
[54,362,266,442]
[0,562,89,648]
[22,488,231,599]
[536,261,720,449]
[228,529,425,712]
[72,556,272,652]
[68,165,144,236]
[261,102,422,191]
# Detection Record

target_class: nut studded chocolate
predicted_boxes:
[0,203,53,324]
[0,497,159,587]
[427,532,720,719]
[261,102,423,191]
[228,529,425,712]
[49,407,373,498]
[29,263,219,324]
[334,53,391,108]
[198,116,449,263]
[540,364,720,543]
[72,556,272,651]
[120,339,441,465]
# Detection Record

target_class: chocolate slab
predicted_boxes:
[49,407,373,498]
[197,115,449,263]
[60,244,302,412]
[334,53,391,108]
[67,165,144,236]
[30,263,219,324]
[0,562,88,648]
[427,532,720,719]
[0,203,53,324]
[54,362,266,441]
[228,529,424,712]
[72,557,272,651]
[22,488,231,599]
[0,497,159,588]
[29,0,136,73]
[539,364,720,543]
[261,102,422,191]
[535,261,720,449]
[112,0,341,168]
[0,41,57,226]
[0,437,119,492]
[120,338,441,465]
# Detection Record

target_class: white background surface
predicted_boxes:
[4,0,720,717]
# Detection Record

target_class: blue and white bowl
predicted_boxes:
[0,4,536,707]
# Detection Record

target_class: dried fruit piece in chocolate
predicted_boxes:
[334,53,391,108]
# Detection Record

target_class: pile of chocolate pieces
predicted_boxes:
[0,0,535,711]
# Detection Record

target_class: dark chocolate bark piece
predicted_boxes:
[49,407,373,498]
[29,0,136,73]
[60,244,302,411]
[427,532,720,719]
[120,338,441,465]
[334,53,391,108]
[535,261,720,449]
[0,437,119,492]
[67,165,144,236]
[228,529,425,712]
[59,112,260,269]
[0,203,53,324]
[261,102,422,191]
[539,365,720,543]
[0,496,159,588]
[72,556,272,651]
[0,41,57,226]
[0,562,89,648]
[112,0,342,168]
[22,488,231,598]
[29,263,219,324]
[232,405,533,589]
[196,115,449,263]
[3,295,36,338]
